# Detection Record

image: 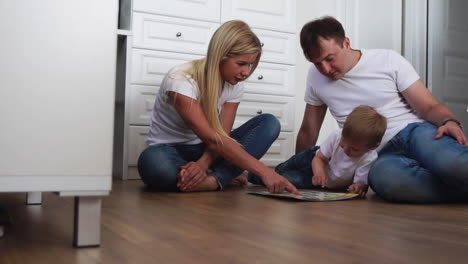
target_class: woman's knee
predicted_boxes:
[259,113,280,139]
[137,146,179,189]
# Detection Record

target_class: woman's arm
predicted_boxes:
[195,102,239,170]
[172,92,300,194]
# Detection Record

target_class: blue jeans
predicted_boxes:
[137,114,280,191]
[248,146,320,189]
[368,122,468,203]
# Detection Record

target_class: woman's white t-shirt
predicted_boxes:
[147,63,244,146]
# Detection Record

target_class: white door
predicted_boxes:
[428,0,468,135]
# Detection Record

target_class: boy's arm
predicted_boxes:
[312,150,329,188]
[348,153,377,197]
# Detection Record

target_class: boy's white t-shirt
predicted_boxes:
[147,63,244,146]
[305,49,424,150]
[318,129,377,189]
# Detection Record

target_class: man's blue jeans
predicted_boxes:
[369,122,468,203]
[137,114,280,191]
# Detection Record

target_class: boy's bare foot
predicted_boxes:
[181,176,219,192]
[227,171,248,187]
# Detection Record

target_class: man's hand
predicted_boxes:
[312,173,327,188]
[435,121,468,146]
[348,182,368,198]
[177,161,207,191]
[262,171,301,195]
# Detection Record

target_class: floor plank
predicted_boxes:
[1,180,468,264]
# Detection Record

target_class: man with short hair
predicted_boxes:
[289,16,467,203]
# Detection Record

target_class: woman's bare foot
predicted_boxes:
[181,176,219,192]
[227,171,248,187]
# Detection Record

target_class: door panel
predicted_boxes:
[428,0,468,135]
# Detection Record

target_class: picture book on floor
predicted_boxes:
[248,189,359,201]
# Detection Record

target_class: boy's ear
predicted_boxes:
[369,142,380,150]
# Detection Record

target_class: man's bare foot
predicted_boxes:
[181,176,219,192]
[227,171,248,187]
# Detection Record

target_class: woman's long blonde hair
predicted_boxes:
[189,20,262,139]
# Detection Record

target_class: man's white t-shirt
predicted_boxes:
[147,63,244,146]
[305,49,424,149]
[318,129,377,189]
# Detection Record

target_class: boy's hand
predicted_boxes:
[312,173,327,188]
[348,182,368,198]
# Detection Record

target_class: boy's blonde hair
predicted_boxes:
[189,20,262,139]
[342,105,387,148]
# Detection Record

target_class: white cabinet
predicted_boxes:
[116,0,297,179]
[1,0,117,247]
[133,0,221,22]
[221,0,296,33]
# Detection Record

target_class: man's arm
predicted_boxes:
[402,80,467,145]
[295,104,327,153]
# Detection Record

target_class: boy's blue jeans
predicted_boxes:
[248,146,319,189]
[137,114,280,191]
[368,122,468,203]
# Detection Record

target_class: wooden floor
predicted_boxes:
[1,180,468,264]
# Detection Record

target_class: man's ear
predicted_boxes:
[343,37,351,49]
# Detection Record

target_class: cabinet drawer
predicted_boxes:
[244,62,294,96]
[129,85,158,125]
[133,0,221,22]
[133,13,219,55]
[222,0,296,33]
[254,28,295,65]
[131,49,202,86]
[128,125,150,166]
[261,132,294,167]
[235,93,294,131]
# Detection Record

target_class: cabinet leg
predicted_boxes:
[73,196,102,247]
[26,192,42,205]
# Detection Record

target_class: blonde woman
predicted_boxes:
[138,20,300,194]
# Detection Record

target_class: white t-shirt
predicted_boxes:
[318,129,377,189]
[147,63,244,145]
[305,49,424,149]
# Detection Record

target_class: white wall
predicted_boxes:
[294,0,402,145]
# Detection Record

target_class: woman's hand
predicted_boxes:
[262,171,301,195]
[177,161,208,191]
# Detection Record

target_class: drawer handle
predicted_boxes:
[261,42,264,47]
[176,32,182,37]
[257,109,263,115]
[257,75,263,80]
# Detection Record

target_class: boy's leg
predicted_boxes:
[249,146,319,189]
[211,114,281,189]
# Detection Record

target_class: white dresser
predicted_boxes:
[115,0,297,179]
[0,0,117,247]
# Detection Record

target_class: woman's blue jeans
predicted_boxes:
[368,122,468,203]
[137,114,280,191]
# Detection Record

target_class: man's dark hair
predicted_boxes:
[300,16,346,61]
